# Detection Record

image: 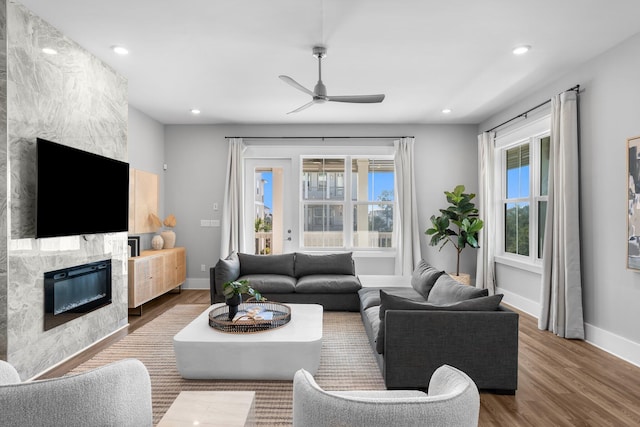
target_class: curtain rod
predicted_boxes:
[485,84,580,133]
[224,136,414,140]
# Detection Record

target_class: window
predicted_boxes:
[302,157,395,250]
[504,144,530,256]
[496,116,550,265]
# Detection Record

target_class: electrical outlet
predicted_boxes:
[200,264,206,272]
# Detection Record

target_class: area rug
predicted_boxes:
[70,304,385,425]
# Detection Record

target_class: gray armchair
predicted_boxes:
[292,364,479,427]
[0,358,153,427]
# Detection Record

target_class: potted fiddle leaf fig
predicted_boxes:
[425,185,484,280]
[222,280,264,320]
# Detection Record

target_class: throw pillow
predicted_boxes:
[410,260,445,299]
[238,252,295,277]
[375,290,504,354]
[426,274,489,304]
[384,290,503,312]
[294,252,354,277]
[214,252,240,294]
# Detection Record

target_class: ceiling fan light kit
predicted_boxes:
[279,46,385,114]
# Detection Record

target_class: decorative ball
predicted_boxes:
[151,235,164,250]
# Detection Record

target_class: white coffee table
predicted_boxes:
[173,303,323,380]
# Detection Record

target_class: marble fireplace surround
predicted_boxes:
[0,0,129,379]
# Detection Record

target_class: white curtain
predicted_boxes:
[394,137,421,275]
[476,131,496,294]
[539,90,585,339]
[220,138,246,258]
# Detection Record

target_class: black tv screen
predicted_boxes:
[36,138,129,238]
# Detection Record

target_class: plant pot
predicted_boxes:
[161,230,176,249]
[449,273,471,286]
[226,294,242,320]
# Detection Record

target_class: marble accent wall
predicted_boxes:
[0,0,8,360]
[1,1,129,378]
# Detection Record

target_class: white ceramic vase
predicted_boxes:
[161,230,176,249]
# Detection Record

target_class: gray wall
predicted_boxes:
[1,1,128,379]
[160,124,478,288]
[128,106,165,251]
[480,32,640,365]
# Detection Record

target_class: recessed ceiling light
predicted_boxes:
[111,45,129,55]
[442,108,452,114]
[512,45,531,55]
[42,47,57,55]
[190,109,201,115]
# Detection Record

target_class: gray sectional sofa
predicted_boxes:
[210,253,518,393]
[210,252,362,311]
[359,261,519,394]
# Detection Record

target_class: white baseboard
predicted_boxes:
[182,277,210,290]
[497,286,640,369]
[584,324,640,368]
[497,287,540,318]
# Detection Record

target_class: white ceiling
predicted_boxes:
[17,0,640,125]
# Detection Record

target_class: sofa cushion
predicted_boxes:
[358,287,424,312]
[238,274,297,294]
[375,289,503,353]
[295,275,362,294]
[214,252,240,294]
[426,274,489,304]
[294,252,354,278]
[382,290,504,312]
[410,260,445,299]
[238,253,295,277]
[363,305,381,349]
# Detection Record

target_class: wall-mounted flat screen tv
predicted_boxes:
[36,138,129,238]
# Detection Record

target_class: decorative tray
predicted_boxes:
[208,301,291,333]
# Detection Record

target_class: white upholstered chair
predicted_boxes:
[293,364,479,427]
[0,358,153,427]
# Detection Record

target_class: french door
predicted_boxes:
[244,158,296,254]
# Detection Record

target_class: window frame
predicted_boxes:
[300,154,396,252]
[494,114,551,271]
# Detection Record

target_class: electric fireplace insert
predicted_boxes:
[44,259,112,331]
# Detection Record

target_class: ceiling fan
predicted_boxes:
[279,46,385,114]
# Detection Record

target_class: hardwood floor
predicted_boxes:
[37,290,640,426]
[480,308,640,426]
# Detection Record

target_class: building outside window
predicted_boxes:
[302,157,395,250]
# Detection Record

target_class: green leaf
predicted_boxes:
[469,219,484,233]
[430,234,444,246]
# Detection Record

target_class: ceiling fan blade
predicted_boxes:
[327,94,385,103]
[279,75,315,97]
[287,99,319,114]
